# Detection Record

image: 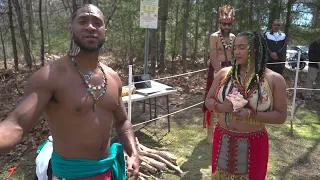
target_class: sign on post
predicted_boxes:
[140,0,159,29]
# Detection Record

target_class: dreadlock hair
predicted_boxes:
[221,31,268,109]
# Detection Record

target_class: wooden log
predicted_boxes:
[140,155,167,171]
[139,172,151,179]
[136,138,178,165]
[141,161,158,174]
[140,151,184,175]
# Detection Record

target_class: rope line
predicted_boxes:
[132,101,204,127]
[133,68,207,84]
[132,61,318,85]
[131,87,320,127]
[287,88,320,91]
[267,61,319,64]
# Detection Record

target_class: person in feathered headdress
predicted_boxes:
[203,5,236,144]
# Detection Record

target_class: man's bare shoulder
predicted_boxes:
[210,31,220,37]
[100,63,122,86]
[28,56,69,88]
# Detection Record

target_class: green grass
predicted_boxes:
[1,105,319,180]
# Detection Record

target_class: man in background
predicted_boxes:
[202,5,236,144]
[265,19,287,75]
[304,39,320,101]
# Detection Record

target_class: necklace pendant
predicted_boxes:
[93,103,96,112]
[84,75,90,81]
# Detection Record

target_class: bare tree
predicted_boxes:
[181,0,191,73]
[13,0,32,69]
[0,25,7,69]
[8,0,19,71]
[39,0,45,66]
[159,0,168,73]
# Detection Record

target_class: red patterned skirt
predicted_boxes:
[211,123,268,180]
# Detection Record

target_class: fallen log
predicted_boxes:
[136,138,178,165]
[140,155,167,171]
[140,151,184,175]
[141,161,158,174]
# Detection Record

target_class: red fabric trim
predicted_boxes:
[212,123,268,179]
[219,17,235,23]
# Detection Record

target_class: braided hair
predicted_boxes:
[221,31,268,109]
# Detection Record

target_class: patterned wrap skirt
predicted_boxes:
[211,123,268,180]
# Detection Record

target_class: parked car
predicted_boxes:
[286,45,309,70]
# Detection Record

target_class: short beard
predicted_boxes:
[220,28,230,37]
[73,34,104,53]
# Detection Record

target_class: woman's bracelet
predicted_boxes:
[212,99,218,112]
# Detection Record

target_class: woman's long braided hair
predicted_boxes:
[221,31,268,108]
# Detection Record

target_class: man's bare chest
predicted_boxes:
[52,75,119,112]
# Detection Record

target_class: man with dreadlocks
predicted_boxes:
[205,31,287,179]
[0,4,139,180]
[203,5,236,144]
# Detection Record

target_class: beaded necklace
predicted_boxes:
[71,56,108,112]
[219,32,233,49]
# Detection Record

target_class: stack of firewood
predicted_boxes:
[125,138,184,180]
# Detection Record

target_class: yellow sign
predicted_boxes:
[140,0,159,29]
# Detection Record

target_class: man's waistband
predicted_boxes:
[51,143,126,180]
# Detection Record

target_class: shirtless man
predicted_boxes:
[0,4,139,180]
[203,5,236,144]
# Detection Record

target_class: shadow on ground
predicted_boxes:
[180,139,211,180]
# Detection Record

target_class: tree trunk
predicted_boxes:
[158,0,168,73]
[268,0,280,29]
[45,0,50,53]
[61,0,72,15]
[39,0,45,66]
[0,26,7,69]
[150,29,157,77]
[172,2,179,73]
[181,0,191,73]
[192,0,200,63]
[13,0,33,69]
[284,0,293,38]
[8,0,19,71]
[248,0,253,29]
[311,5,319,28]
[26,0,34,52]
[72,0,78,11]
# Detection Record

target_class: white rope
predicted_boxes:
[132,61,318,85]
[267,61,319,65]
[287,88,320,91]
[133,101,204,127]
[133,68,207,84]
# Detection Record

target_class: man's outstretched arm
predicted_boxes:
[0,66,54,155]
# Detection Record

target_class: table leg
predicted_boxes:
[149,99,152,120]
[154,97,157,118]
[166,95,170,132]
[154,97,157,135]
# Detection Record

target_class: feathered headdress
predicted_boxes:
[219,5,235,23]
